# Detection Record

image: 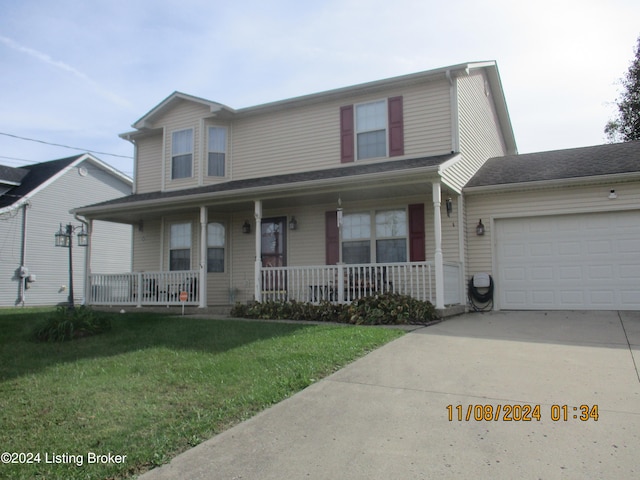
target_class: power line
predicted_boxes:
[0,131,133,159]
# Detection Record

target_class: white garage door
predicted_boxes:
[496,210,640,310]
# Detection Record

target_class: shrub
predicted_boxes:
[32,306,112,342]
[230,293,438,325]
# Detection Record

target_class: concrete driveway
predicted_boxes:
[139,311,640,480]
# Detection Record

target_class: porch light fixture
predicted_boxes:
[242,220,251,234]
[476,219,485,236]
[54,223,89,308]
[288,216,298,230]
[608,189,618,199]
[445,197,453,217]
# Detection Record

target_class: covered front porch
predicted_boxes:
[87,260,463,308]
[77,156,467,311]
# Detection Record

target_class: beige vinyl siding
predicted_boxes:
[134,133,163,194]
[464,180,640,280]
[132,218,162,271]
[90,220,132,273]
[442,71,507,192]
[160,101,210,190]
[229,212,257,303]
[231,80,453,180]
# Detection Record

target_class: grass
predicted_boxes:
[0,308,404,479]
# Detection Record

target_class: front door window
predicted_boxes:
[261,217,286,268]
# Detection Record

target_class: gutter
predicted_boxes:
[464,171,640,194]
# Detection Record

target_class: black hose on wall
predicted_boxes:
[468,275,494,311]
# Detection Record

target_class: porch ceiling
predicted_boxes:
[75,154,457,224]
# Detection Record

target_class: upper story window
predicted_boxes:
[340,96,404,163]
[171,129,193,179]
[356,100,387,160]
[207,222,225,272]
[207,127,227,177]
[169,222,191,270]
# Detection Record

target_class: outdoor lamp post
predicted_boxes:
[54,223,88,308]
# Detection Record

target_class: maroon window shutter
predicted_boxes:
[408,203,425,261]
[340,105,354,163]
[325,211,340,265]
[388,96,404,157]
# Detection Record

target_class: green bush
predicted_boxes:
[230,293,438,325]
[32,306,112,342]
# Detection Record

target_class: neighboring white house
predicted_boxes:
[0,154,132,307]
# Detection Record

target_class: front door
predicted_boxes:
[261,217,287,268]
[261,217,287,293]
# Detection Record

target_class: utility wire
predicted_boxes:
[0,131,133,159]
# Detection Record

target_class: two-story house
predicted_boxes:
[74,61,517,312]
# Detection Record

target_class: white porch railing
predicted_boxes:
[89,271,199,306]
[260,261,462,305]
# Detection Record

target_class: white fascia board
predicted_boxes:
[464,171,640,194]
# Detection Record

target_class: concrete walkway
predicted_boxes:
[138,311,640,479]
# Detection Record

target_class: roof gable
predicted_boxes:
[0,154,132,211]
[466,141,640,189]
[131,91,235,130]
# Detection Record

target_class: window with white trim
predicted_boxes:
[207,127,227,177]
[169,223,191,270]
[341,209,407,263]
[171,129,193,179]
[207,222,225,272]
[355,100,387,160]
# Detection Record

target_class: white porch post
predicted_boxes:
[199,206,208,308]
[432,181,445,309]
[254,200,262,302]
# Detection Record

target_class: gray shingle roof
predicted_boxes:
[78,153,455,211]
[466,141,640,188]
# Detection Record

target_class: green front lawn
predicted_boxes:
[0,309,403,479]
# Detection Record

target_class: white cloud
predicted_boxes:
[0,35,131,109]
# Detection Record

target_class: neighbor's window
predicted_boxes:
[207,222,225,272]
[341,209,407,263]
[171,129,193,179]
[170,223,191,270]
[356,100,387,160]
[207,127,227,177]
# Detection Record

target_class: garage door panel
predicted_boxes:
[559,266,582,280]
[496,211,640,310]
[587,240,613,255]
[530,242,554,256]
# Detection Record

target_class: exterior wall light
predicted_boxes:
[242,220,251,234]
[288,216,298,230]
[476,219,485,236]
[445,197,453,217]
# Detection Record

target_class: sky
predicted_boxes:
[0,0,639,178]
